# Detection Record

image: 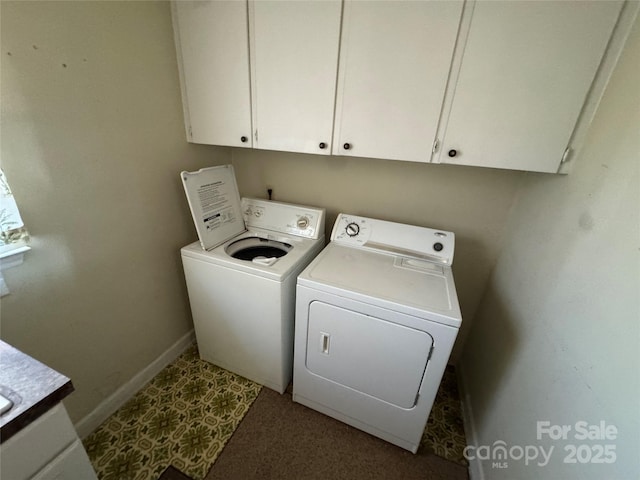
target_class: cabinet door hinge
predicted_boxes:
[254,129,258,142]
[188,125,193,139]
[432,138,440,154]
[561,146,571,164]
[427,344,434,361]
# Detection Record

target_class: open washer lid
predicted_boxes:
[181,165,245,251]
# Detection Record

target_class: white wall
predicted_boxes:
[460,17,639,480]
[232,149,524,360]
[0,1,227,423]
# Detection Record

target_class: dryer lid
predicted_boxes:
[180,165,245,251]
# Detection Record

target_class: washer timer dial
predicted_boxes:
[297,216,310,229]
[345,222,360,237]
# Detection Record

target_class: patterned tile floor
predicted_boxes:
[421,365,469,466]
[84,346,467,480]
[83,346,262,480]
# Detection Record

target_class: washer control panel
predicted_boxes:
[242,198,325,240]
[331,213,455,265]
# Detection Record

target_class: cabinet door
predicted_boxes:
[250,0,342,155]
[437,1,623,173]
[172,1,252,147]
[332,0,463,162]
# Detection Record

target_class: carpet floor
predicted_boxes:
[84,345,468,480]
[205,387,468,480]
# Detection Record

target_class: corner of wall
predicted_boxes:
[456,363,484,480]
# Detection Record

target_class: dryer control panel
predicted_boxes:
[243,198,325,240]
[331,214,455,265]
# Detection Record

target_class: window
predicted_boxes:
[0,169,30,266]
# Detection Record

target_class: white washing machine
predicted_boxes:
[180,165,325,394]
[293,214,462,453]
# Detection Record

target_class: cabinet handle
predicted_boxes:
[343,143,351,150]
[241,136,248,143]
[319,142,326,150]
[448,149,457,158]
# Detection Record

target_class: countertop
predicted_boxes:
[0,340,74,443]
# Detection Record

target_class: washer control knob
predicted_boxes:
[345,222,360,237]
[433,242,444,252]
[297,216,309,229]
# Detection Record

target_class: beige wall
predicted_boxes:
[231,149,525,359]
[0,0,524,429]
[0,1,227,423]
[460,17,639,480]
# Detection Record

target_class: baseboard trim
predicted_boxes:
[74,330,196,439]
[457,364,485,480]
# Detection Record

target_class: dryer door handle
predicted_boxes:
[320,332,331,354]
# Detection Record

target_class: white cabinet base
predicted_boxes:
[0,403,97,480]
[32,440,97,480]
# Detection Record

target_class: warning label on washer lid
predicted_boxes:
[181,164,244,251]
[197,180,237,231]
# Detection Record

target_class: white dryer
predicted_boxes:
[180,165,325,394]
[293,214,461,453]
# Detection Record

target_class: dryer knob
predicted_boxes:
[346,222,360,237]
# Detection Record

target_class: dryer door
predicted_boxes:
[305,301,433,409]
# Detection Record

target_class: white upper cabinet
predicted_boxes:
[172,0,635,173]
[435,0,624,173]
[332,0,464,162]
[250,0,342,155]
[172,1,253,147]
